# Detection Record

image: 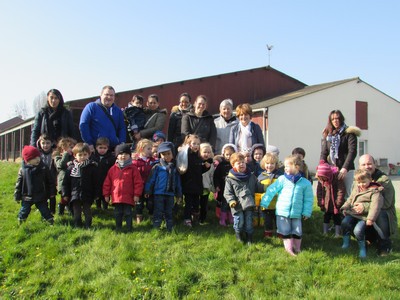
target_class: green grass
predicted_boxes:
[1,161,399,299]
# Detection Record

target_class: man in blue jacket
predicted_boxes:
[79,85,126,152]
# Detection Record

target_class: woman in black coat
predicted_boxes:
[30,89,75,147]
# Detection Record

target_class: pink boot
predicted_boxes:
[283,239,297,256]
[292,238,302,254]
[219,212,227,226]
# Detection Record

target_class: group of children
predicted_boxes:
[14,132,385,258]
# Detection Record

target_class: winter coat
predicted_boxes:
[54,152,74,193]
[229,121,264,151]
[261,175,314,219]
[180,149,205,195]
[224,171,262,213]
[256,169,283,209]
[62,160,99,204]
[213,158,232,203]
[168,105,192,148]
[341,183,384,222]
[14,161,55,203]
[214,115,238,155]
[37,148,57,196]
[103,163,143,206]
[132,156,156,184]
[91,151,115,198]
[181,111,217,150]
[202,160,215,193]
[320,125,361,171]
[140,108,167,139]
[30,106,75,146]
[79,99,126,147]
[145,160,182,197]
[316,173,346,214]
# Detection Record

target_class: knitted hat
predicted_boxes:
[153,131,166,142]
[266,145,280,156]
[115,144,132,156]
[316,161,338,182]
[22,145,41,163]
[251,143,266,159]
[221,143,237,154]
[157,142,174,156]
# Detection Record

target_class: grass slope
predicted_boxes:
[0,161,399,299]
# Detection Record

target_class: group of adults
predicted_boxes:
[30,87,397,255]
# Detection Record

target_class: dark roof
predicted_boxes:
[0,116,25,132]
[252,77,359,109]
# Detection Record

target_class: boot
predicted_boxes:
[219,212,227,226]
[227,211,234,225]
[136,214,143,224]
[292,238,302,254]
[283,239,296,256]
[358,240,367,258]
[323,223,330,235]
[192,212,200,226]
[58,203,65,215]
[264,230,273,238]
[235,232,243,243]
[334,225,341,238]
[342,234,350,249]
[246,233,253,245]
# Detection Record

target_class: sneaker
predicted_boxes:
[183,219,192,227]
[379,248,392,257]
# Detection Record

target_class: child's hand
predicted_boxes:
[61,197,70,205]
[104,196,110,203]
[203,161,211,168]
[229,201,237,208]
[134,196,140,204]
[303,216,308,220]
[366,219,374,226]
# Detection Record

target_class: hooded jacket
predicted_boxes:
[168,104,192,147]
[145,160,182,197]
[181,111,217,149]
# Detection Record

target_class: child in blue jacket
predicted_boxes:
[261,155,313,256]
[145,142,182,232]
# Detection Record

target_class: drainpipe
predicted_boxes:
[262,107,268,146]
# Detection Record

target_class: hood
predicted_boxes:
[345,126,362,137]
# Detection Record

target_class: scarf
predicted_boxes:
[117,157,133,169]
[40,151,53,169]
[160,159,176,192]
[238,122,252,152]
[71,159,90,178]
[284,172,302,184]
[327,124,346,165]
[229,167,251,181]
[42,107,62,143]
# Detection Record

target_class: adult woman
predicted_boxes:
[320,109,361,197]
[229,103,264,152]
[136,94,167,140]
[214,99,238,155]
[167,92,192,148]
[181,95,217,149]
[30,89,75,147]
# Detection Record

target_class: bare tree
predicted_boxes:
[13,99,29,119]
[33,91,47,114]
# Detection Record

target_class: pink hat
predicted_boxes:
[316,161,338,182]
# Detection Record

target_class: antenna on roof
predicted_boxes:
[266,44,273,66]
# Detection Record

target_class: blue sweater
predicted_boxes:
[79,99,126,147]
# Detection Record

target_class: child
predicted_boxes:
[14,145,55,225]
[340,169,384,258]
[54,137,76,215]
[103,144,143,231]
[180,134,204,227]
[152,131,166,145]
[62,143,98,228]
[316,161,345,237]
[261,155,314,256]
[256,153,283,237]
[145,142,182,232]
[132,139,156,223]
[248,143,266,177]
[199,143,215,224]
[124,94,147,148]
[90,137,115,210]
[152,143,159,159]
[213,143,237,226]
[224,152,261,245]
[37,134,58,214]
[292,147,312,183]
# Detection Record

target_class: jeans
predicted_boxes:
[341,215,366,241]
[135,195,154,215]
[153,195,174,231]
[233,209,254,235]
[276,216,302,237]
[72,200,92,228]
[18,200,53,221]
[373,210,392,251]
[183,193,200,220]
[263,209,276,231]
[114,203,133,230]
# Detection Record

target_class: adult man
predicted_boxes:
[79,86,126,152]
[353,154,397,255]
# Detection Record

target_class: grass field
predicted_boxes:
[1,161,400,299]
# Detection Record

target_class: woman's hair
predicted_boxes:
[235,103,253,117]
[322,109,345,137]
[354,169,372,182]
[136,139,153,153]
[47,89,64,107]
[260,153,279,170]
[72,143,91,155]
[179,92,191,101]
[284,154,304,170]
[220,98,233,109]
[195,95,208,103]
[200,143,214,157]
[56,137,77,152]
[183,134,200,145]
[131,94,144,104]
[148,94,159,102]
[230,152,245,166]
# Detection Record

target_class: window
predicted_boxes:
[359,140,367,157]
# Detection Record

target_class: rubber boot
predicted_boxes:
[136,214,143,224]
[283,239,296,256]
[235,232,243,243]
[358,240,367,258]
[219,212,227,226]
[342,235,350,249]
[334,225,341,238]
[292,238,302,254]
[323,223,330,235]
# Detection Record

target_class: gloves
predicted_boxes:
[229,201,237,208]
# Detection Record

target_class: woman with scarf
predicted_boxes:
[30,89,75,147]
[320,110,361,198]
[167,92,192,149]
[229,103,264,154]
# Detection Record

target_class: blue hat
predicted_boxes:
[157,142,174,156]
[153,131,166,142]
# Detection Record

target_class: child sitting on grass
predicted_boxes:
[340,169,384,258]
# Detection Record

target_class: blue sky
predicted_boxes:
[1,1,399,123]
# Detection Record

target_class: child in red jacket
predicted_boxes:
[103,144,143,231]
